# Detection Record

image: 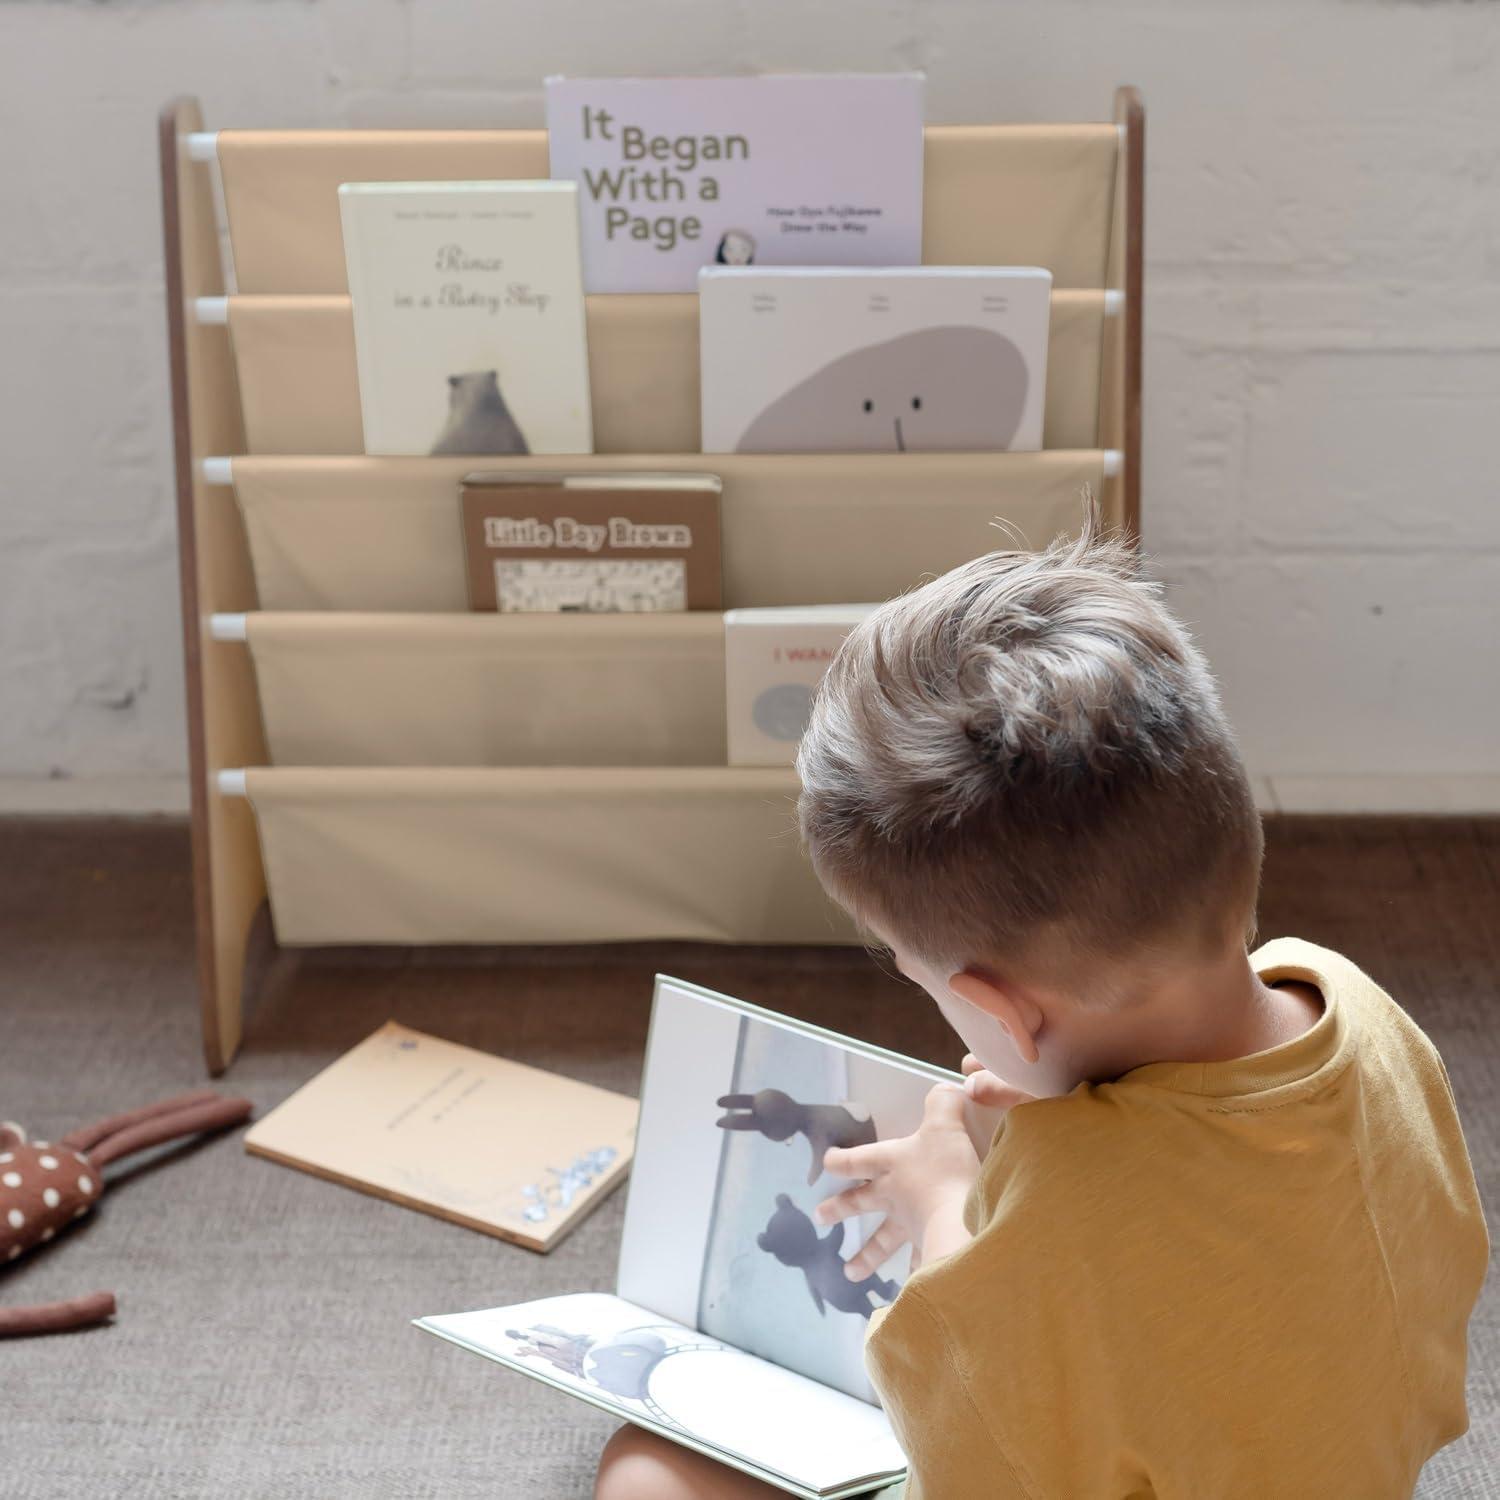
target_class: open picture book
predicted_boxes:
[417,976,997,1498]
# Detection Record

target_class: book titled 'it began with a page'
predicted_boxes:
[339,181,593,456]
[417,977,1003,1498]
[700,266,1053,455]
[545,74,925,293]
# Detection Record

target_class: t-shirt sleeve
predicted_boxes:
[866,1284,1036,1500]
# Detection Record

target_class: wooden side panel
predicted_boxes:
[160,98,268,1073]
[1098,88,1145,539]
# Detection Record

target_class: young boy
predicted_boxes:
[595,510,1488,1499]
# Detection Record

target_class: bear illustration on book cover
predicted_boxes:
[431,371,530,456]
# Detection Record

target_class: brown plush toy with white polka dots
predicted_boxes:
[0,1089,252,1336]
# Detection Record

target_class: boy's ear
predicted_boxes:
[948,969,1042,1065]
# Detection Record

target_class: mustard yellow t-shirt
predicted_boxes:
[866,938,1489,1499]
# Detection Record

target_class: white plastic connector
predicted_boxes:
[1103,450,1123,478]
[209,614,247,642]
[194,296,229,325]
[201,457,234,486]
[186,132,218,163]
[1103,289,1125,317]
[216,769,248,798]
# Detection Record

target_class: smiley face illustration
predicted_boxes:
[735,325,1029,453]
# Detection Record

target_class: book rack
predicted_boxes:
[160,90,1145,1072]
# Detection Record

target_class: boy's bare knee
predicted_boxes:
[595,1424,781,1499]
[594,1426,685,1499]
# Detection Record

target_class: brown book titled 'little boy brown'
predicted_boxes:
[460,471,723,612]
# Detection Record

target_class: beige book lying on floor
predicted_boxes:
[244,1021,637,1251]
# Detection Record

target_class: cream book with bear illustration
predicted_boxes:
[339,181,593,456]
[699,266,1052,454]
[417,976,1002,1498]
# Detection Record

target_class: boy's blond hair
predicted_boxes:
[796,504,1263,982]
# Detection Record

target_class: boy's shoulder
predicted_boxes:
[1251,934,1390,1014]
[955,936,1457,1262]
[1251,935,1455,1089]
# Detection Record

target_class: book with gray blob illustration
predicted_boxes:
[699,266,1052,455]
[417,976,1000,1498]
[339,181,593,456]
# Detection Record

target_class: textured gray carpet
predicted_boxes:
[1,817,1495,1498]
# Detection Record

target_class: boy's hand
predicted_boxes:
[818,1084,980,1279]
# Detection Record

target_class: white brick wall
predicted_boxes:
[1,0,1496,813]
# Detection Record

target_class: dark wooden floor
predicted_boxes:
[0,816,1496,1497]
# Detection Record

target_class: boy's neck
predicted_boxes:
[1068,947,1324,1085]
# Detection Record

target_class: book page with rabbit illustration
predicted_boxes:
[617,978,976,1403]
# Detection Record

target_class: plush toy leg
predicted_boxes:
[0,1291,116,1338]
[61,1089,224,1155]
[84,1095,252,1168]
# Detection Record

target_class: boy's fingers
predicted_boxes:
[960,1053,985,1076]
[964,1071,1032,1110]
[815,1183,880,1225]
[843,1220,908,1280]
[824,1141,886,1179]
[923,1082,969,1126]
